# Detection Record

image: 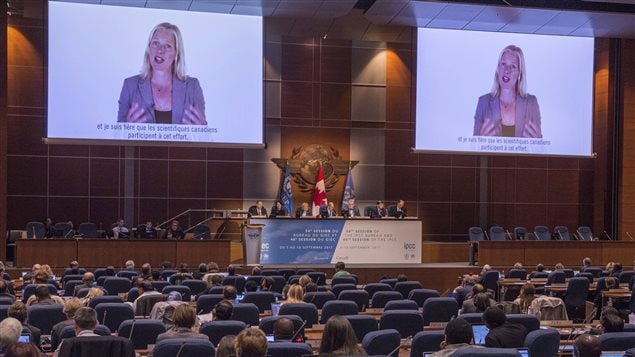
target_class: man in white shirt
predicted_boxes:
[112,219,129,239]
[54,307,100,356]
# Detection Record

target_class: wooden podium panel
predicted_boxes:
[16,239,77,268]
[176,240,231,268]
[478,241,633,267]
[16,239,233,268]
[77,239,175,268]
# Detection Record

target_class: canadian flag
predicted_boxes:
[312,165,328,216]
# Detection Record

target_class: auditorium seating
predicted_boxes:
[200,320,247,345]
[117,319,166,349]
[242,291,276,313]
[371,291,403,308]
[95,303,135,331]
[564,277,590,321]
[554,225,570,240]
[523,328,560,357]
[27,304,66,334]
[303,291,336,309]
[259,315,304,335]
[343,314,378,342]
[599,332,635,351]
[161,285,192,302]
[410,330,445,357]
[196,294,224,314]
[338,289,370,311]
[152,339,215,357]
[453,348,522,356]
[77,222,98,238]
[362,329,401,357]
[230,302,260,326]
[533,225,551,240]
[379,310,424,338]
[267,342,313,357]
[489,225,506,241]
[408,288,440,307]
[88,295,124,309]
[513,226,527,240]
[332,283,357,297]
[393,281,423,298]
[320,300,358,324]
[278,303,319,327]
[364,283,392,297]
[384,299,418,311]
[103,277,132,295]
[332,275,357,286]
[422,298,459,326]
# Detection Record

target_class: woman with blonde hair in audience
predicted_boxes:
[513,283,536,314]
[81,287,104,306]
[285,284,304,304]
[606,262,615,272]
[298,275,312,288]
[319,315,367,356]
[235,327,268,357]
[216,335,236,357]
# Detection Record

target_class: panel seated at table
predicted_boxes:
[16,239,77,268]
[477,241,635,267]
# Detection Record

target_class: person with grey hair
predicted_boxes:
[54,307,100,356]
[124,260,135,271]
[0,317,24,353]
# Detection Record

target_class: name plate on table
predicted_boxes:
[250,219,422,265]
[429,322,448,328]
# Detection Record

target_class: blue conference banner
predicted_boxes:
[249,218,422,265]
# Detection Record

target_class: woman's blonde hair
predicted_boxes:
[140,22,187,81]
[491,45,527,98]
[286,284,304,303]
[83,287,104,303]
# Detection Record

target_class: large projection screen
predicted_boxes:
[47,1,263,147]
[415,28,594,157]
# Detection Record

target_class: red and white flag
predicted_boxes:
[312,165,328,216]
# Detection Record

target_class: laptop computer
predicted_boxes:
[18,334,31,343]
[601,353,625,357]
[472,324,489,345]
[517,348,529,357]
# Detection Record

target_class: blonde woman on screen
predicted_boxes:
[118,23,206,125]
[473,45,541,138]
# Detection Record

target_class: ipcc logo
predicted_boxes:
[403,243,416,250]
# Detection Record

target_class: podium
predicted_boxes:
[242,224,265,266]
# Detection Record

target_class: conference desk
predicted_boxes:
[477,240,635,266]
[15,239,232,268]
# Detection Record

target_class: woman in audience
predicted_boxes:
[318,315,367,356]
[155,304,208,342]
[235,327,268,357]
[285,284,304,304]
[594,277,618,319]
[260,277,274,292]
[472,293,494,313]
[81,287,104,306]
[299,275,312,289]
[51,298,83,351]
[207,262,220,273]
[605,262,615,272]
[216,335,237,357]
[513,262,523,269]
[514,283,536,314]
[554,262,565,270]
[3,342,43,357]
[609,262,623,278]
[528,264,545,279]
[192,263,208,280]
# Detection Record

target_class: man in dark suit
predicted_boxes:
[369,200,388,218]
[320,202,337,218]
[483,306,527,348]
[388,199,408,218]
[341,199,360,218]
[248,200,267,217]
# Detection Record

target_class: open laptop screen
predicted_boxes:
[472,324,489,345]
